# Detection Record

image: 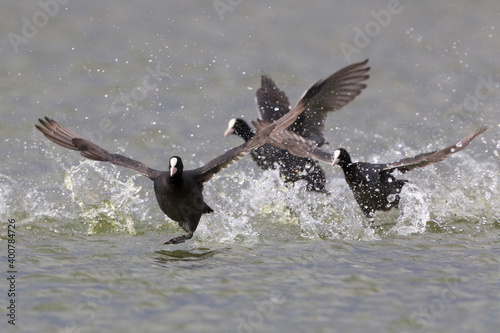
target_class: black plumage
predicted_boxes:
[331,127,488,218]
[224,59,370,192]
[36,116,278,244]
[258,123,487,218]
[225,118,328,191]
[35,79,325,244]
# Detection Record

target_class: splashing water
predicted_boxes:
[203,168,379,242]
[281,179,379,241]
[197,169,283,244]
[390,183,429,236]
[196,213,258,244]
[12,149,496,243]
[428,156,500,231]
[0,173,59,224]
[63,160,144,235]
[198,149,499,242]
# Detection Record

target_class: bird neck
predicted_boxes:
[240,128,255,142]
[339,161,355,175]
[168,173,184,184]
[343,161,353,168]
[236,122,255,142]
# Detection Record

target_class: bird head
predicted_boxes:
[332,148,352,167]
[224,118,254,141]
[169,156,184,177]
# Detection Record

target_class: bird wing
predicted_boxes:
[196,122,277,183]
[255,74,291,122]
[200,68,344,182]
[382,126,488,173]
[247,62,369,163]
[36,117,162,180]
[252,119,334,163]
[289,59,370,145]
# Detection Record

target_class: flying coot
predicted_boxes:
[261,125,487,219]
[35,73,328,244]
[36,117,278,244]
[224,59,370,192]
[331,127,488,218]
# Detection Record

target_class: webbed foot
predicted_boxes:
[165,232,193,245]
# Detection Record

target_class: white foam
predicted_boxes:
[63,160,145,235]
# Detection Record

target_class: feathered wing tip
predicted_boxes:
[385,126,488,173]
[286,59,370,146]
[298,58,370,107]
[256,73,291,122]
[250,60,370,148]
[35,117,161,179]
[36,117,114,162]
[35,117,85,151]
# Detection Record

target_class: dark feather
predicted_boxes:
[252,119,334,163]
[290,59,370,145]
[36,117,161,179]
[382,126,488,173]
[332,127,488,218]
[255,74,291,122]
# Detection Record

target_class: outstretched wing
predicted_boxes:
[36,117,162,180]
[290,59,370,145]
[252,119,334,163]
[382,127,488,173]
[195,122,277,183]
[249,61,369,157]
[207,62,362,182]
[255,74,291,122]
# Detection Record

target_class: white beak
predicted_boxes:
[223,127,234,137]
[332,150,341,166]
[224,118,236,136]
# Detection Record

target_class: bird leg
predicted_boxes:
[165,231,193,245]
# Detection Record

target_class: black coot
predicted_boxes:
[225,59,370,192]
[331,127,488,218]
[36,117,277,244]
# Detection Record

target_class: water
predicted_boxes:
[1,1,500,332]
